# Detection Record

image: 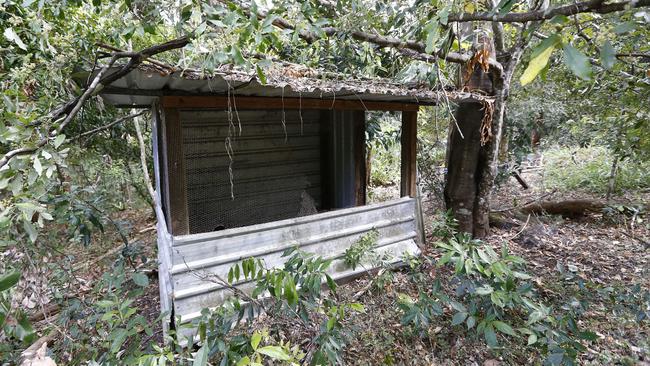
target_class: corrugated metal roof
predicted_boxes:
[79,64,491,108]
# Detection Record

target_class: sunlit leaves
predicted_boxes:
[563,44,592,81]
[256,346,291,361]
[3,27,27,50]
[520,35,561,86]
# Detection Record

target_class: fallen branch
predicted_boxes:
[20,332,57,366]
[492,189,557,213]
[520,199,605,218]
[138,226,156,234]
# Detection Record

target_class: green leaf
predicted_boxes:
[449,300,467,313]
[3,27,27,50]
[600,41,617,70]
[613,21,636,34]
[349,302,365,313]
[101,311,115,321]
[579,331,598,341]
[54,134,66,148]
[256,65,267,85]
[549,15,569,25]
[33,157,42,176]
[527,333,538,345]
[193,345,209,366]
[493,320,517,336]
[231,45,246,65]
[424,20,440,54]
[23,221,38,243]
[326,316,336,331]
[520,35,561,86]
[466,316,476,329]
[475,285,493,295]
[132,272,149,287]
[484,325,498,348]
[110,328,128,353]
[452,311,468,326]
[257,346,291,361]
[16,315,34,342]
[95,300,115,308]
[0,271,20,292]
[236,356,250,366]
[563,44,592,80]
[251,332,262,350]
[490,0,517,16]
[512,271,532,280]
[546,352,565,365]
[284,276,297,306]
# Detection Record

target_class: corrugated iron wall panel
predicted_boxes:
[170,197,420,324]
[180,109,322,234]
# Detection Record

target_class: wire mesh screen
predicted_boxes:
[180,109,322,234]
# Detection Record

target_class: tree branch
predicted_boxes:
[447,0,650,23]
[75,110,147,140]
[0,37,189,170]
[215,0,481,66]
[133,117,157,204]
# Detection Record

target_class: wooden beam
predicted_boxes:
[162,108,190,235]
[160,95,419,112]
[400,111,417,198]
[353,111,367,206]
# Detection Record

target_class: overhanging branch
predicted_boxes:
[0,36,189,170]
[447,0,650,23]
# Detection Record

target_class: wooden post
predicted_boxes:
[353,111,366,206]
[401,111,417,197]
[162,108,189,235]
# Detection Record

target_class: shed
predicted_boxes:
[84,63,461,332]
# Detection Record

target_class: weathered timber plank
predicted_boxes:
[162,108,190,235]
[400,111,418,197]
[162,96,420,111]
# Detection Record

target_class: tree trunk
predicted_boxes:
[444,37,525,238]
[606,152,619,200]
[444,101,486,234]
[444,34,497,237]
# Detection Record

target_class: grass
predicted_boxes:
[543,146,650,194]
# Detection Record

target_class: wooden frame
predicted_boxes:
[160,95,419,112]
[353,111,367,206]
[162,108,190,235]
[400,111,418,197]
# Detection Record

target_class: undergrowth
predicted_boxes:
[543,146,650,194]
